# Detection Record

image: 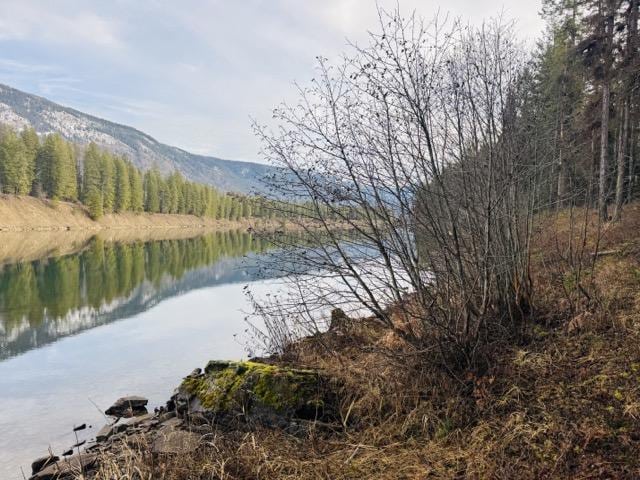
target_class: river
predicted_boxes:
[0,230,279,478]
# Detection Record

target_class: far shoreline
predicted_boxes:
[0,194,265,233]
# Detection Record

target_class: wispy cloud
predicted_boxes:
[0,59,57,74]
[0,1,123,49]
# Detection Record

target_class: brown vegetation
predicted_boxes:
[63,3,640,476]
[0,195,258,232]
[83,203,640,479]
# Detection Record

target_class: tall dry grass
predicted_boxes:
[87,204,640,479]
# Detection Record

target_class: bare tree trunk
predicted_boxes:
[629,121,637,203]
[592,129,598,208]
[557,123,568,207]
[557,57,568,208]
[627,0,639,204]
[599,82,610,221]
[613,101,629,220]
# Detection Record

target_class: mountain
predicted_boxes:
[0,83,274,193]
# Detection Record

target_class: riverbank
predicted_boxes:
[26,204,640,479]
[0,195,257,233]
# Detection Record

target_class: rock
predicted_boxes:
[97,419,134,442]
[125,412,154,427]
[329,308,349,331]
[108,433,125,444]
[96,424,115,442]
[72,423,86,432]
[177,360,335,426]
[125,433,148,448]
[105,396,148,418]
[31,455,59,475]
[158,411,176,423]
[84,441,99,452]
[160,416,183,429]
[29,453,98,480]
[152,429,201,455]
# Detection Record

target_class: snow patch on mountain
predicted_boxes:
[0,103,30,130]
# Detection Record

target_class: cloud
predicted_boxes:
[0,1,123,49]
[0,0,545,161]
[0,59,57,74]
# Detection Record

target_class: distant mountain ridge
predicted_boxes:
[0,83,273,193]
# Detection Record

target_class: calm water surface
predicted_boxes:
[0,231,278,479]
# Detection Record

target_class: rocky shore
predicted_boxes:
[29,360,336,480]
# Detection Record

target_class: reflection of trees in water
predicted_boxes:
[0,230,269,332]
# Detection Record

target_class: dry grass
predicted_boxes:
[0,194,260,232]
[88,204,640,479]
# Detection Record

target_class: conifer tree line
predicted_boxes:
[535,0,639,220]
[0,125,274,221]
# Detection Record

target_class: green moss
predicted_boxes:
[182,361,323,415]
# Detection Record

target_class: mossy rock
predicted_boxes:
[178,361,333,425]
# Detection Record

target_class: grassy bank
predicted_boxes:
[78,204,640,480]
[0,195,256,232]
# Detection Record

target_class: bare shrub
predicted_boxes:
[250,8,553,371]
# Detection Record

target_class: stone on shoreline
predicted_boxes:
[152,428,201,455]
[105,395,148,418]
[175,360,335,427]
[32,363,338,475]
[31,455,59,475]
[29,453,97,480]
[95,424,115,442]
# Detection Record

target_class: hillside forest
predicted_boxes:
[0,126,271,221]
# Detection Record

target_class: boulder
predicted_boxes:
[29,453,97,480]
[105,396,148,418]
[95,424,115,442]
[176,360,335,427]
[152,429,201,455]
[159,416,183,429]
[31,455,59,475]
[125,412,154,427]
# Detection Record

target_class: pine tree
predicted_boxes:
[177,174,186,213]
[39,134,77,201]
[82,144,104,219]
[100,152,115,213]
[35,135,56,197]
[20,127,39,194]
[144,168,161,213]
[85,188,104,219]
[166,172,181,213]
[114,156,131,212]
[158,175,168,213]
[182,181,193,214]
[242,198,252,218]
[61,140,78,200]
[0,129,29,194]
[129,163,144,212]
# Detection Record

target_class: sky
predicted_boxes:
[0,0,544,163]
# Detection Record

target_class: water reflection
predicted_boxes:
[0,230,272,360]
